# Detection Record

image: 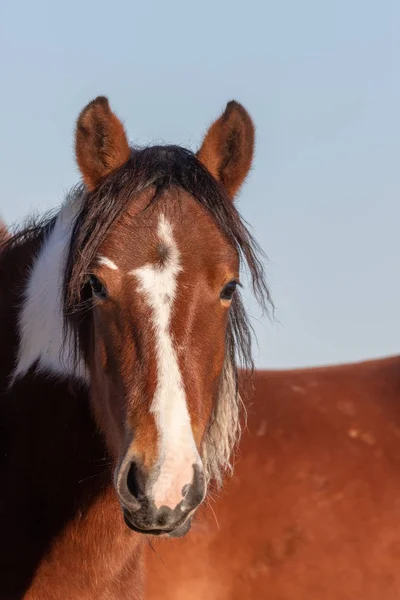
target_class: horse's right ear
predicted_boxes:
[75,96,131,191]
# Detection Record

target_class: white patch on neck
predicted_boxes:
[12,191,89,384]
[97,255,118,271]
[131,214,202,509]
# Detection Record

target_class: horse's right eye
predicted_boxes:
[88,275,107,299]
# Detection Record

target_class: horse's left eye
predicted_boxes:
[88,275,107,298]
[220,280,238,301]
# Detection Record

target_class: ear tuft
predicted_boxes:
[197,101,255,200]
[75,96,131,191]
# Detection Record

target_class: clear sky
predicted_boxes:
[1,0,399,369]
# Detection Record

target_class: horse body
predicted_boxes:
[146,355,400,600]
[0,97,265,598]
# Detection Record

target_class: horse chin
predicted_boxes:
[166,518,192,538]
[123,512,192,538]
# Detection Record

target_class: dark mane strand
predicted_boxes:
[0,211,59,295]
[0,212,57,254]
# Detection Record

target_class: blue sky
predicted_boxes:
[1,0,399,368]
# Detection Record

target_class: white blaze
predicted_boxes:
[131,214,201,509]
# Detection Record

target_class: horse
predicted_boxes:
[146,355,400,600]
[0,96,270,599]
[0,220,8,244]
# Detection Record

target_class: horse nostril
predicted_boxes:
[182,465,205,509]
[127,462,142,500]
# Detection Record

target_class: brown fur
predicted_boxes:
[75,96,131,191]
[24,489,144,600]
[146,355,400,600]
[197,101,255,199]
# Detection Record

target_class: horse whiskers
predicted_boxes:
[77,471,110,484]
[90,459,113,467]
[205,501,220,531]
[204,489,221,503]
[64,298,98,317]
[146,539,165,565]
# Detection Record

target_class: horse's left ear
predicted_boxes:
[197,101,255,200]
[75,96,131,191]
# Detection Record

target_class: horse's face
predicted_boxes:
[73,97,256,537]
[89,192,238,536]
